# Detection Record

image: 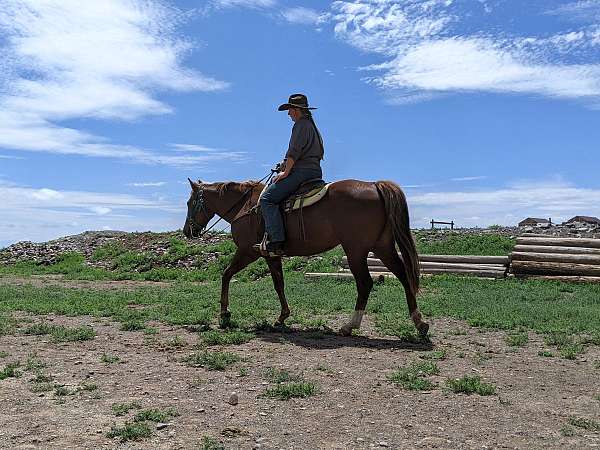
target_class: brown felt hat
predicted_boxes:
[277,93,317,111]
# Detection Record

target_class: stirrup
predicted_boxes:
[253,234,285,257]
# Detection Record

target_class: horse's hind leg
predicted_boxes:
[339,248,373,336]
[373,245,429,337]
[265,256,290,325]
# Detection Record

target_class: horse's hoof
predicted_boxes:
[219,311,232,329]
[418,322,430,338]
[339,325,352,337]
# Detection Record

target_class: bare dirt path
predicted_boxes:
[1,312,599,449]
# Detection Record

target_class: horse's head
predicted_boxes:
[183,178,216,239]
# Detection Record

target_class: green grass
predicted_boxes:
[264,367,302,384]
[543,333,587,360]
[388,361,439,391]
[183,351,241,371]
[200,436,225,450]
[101,353,120,364]
[0,362,21,380]
[414,231,515,256]
[107,421,152,442]
[568,416,600,431]
[446,375,496,396]
[200,330,255,346]
[538,351,554,357]
[112,401,142,416]
[23,322,95,342]
[419,349,447,361]
[505,332,529,347]
[120,320,146,331]
[0,351,8,358]
[134,407,178,423]
[264,381,318,400]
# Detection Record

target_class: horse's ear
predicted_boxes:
[188,178,198,191]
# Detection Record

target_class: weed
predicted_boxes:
[120,320,146,332]
[25,355,45,371]
[134,407,178,423]
[107,421,152,442]
[200,436,225,450]
[560,343,585,360]
[446,375,496,396]
[560,425,575,437]
[594,394,600,402]
[101,353,120,364]
[51,326,95,343]
[505,332,528,347]
[450,328,468,336]
[264,382,318,400]
[238,367,248,377]
[419,349,447,361]
[0,315,17,335]
[31,372,53,383]
[538,351,554,357]
[568,416,600,431]
[23,322,54,336]
[264,367,302,384]
[0,351,8,358]
[388,361,439,391]
[595,361,600,369]
[0,362,21,380]
[200,330,255,346]
[54,385,72,396]
[30,382,53,393]
[165,335,186,348]
[80,382,98,391]
[183,351,241,371]
[143,327,158,335]
[473,351,492,366]
[112,401,142,416]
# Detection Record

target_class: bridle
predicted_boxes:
[186,171,275,239]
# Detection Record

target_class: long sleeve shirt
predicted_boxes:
[284,117,324,171]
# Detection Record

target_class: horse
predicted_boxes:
[182,178,429,337]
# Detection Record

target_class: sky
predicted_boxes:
[1,0,600,248]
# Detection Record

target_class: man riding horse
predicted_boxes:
[255,93,325,256]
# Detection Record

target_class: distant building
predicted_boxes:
[518,218,552,227]
[565,216,600,226]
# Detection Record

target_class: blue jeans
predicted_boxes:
[259,168,322,242]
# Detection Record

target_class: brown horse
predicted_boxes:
[183,178,429,337]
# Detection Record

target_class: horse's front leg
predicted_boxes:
[220,249,259,328]
[265,256,290,325]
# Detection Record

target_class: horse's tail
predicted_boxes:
[375,181,420,295]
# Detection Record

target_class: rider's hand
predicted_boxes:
[274,172,289,183]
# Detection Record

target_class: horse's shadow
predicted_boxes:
[255,326,434,351]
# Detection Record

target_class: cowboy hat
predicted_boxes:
[277,93,317,111]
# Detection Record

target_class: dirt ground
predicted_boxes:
[1,283,600,449]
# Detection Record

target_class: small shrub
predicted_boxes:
[200,330,255,346]
[80,382,98,391]
[101,353,120,364]
[200,436,225,450]
[0,362,21,380]
[31,372,53,383]
[50,326,96,343]
[112,401,142,416]
[0,351,9,358]
[134,408,178,423]
[446,375,496,396]
[25,355,46,371]
[264,382,318,400]
[107,421,152,442]
[30,382,53,393]
[183,351,241,371]
[388,361,439,391]
[538,351,554,357]
[165,335,186,348]
[505,332,528,347]
[54,385,72,397]
[23,322,54,336]
[560,425,575,437]
[568,416,600,431]
[264,367,302,384]
[120,320,146,332]
[419,349,447,361]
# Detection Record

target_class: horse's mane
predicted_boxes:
[212,180,263,197]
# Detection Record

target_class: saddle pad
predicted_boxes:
[282,183,330,213]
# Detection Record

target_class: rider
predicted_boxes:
[258,93,325,255]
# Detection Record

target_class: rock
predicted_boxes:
[227,392,239,405]
[379,442,389,448]
[156,423,169,430]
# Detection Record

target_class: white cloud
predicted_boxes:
[89,206,112,215]
[213,0,276,8]
[0,154,24,160]
[546,1,600,22]
[170,143,221,152]
[0,0,230,166]
[128,182,167,187]
[408,179,600,227]
[331,1,600,104]
[282,7,324,25]
[451,176,487,182]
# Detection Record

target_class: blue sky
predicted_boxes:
[2,0,600,248]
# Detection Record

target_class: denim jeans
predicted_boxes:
[259,167,322,242]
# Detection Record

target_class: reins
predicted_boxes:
[188,170,275,238]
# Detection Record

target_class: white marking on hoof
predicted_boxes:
[340,310,364,336]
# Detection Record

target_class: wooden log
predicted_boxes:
[511,252,600,265]
[509,274,600,284]
[340,268,506,278]
[516,237,600,249]
[365,253,508,264]
[513,245,600,256]
[343,259,507,272]
[306,271,502,280]
[510,260,600,276]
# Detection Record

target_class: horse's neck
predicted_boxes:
[208,186,253,223]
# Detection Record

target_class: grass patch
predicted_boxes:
[446,375,496,396]
[568,416,600,431]
[264,367,302,384]
[414,231,515,256]
[200,330,255,346]
[264,382,318,400]
[50,325,95,342]
[25,354,45,371]
[101,353,120,364]
[120,320,146,332]
[54,385,72,397]
[112,401,142,416]
[200,436,225,450]
[183,351,241,371]
[388,361,439,391]
[419,349,447,361]
[505,332,528,347]
[0,351,8,358]
[30,382,53,393]
[31,372,53,383]
[134,407,178,423]
[107,421,152,442]
[560,425,576,437]
[79,382,98,391]
[0,362,21,380]
[538,350,554,357]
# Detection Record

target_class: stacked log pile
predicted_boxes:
[509,236,600,282]
[305,253,509,280]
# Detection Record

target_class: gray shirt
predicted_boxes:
[284,117,324,171]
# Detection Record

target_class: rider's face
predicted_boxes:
[288,108,302,122]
